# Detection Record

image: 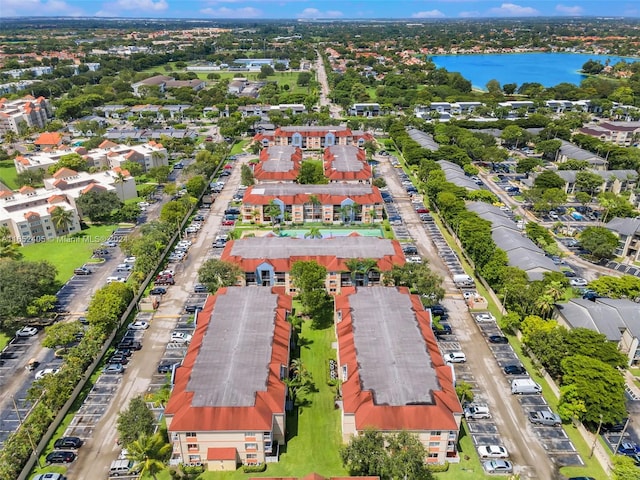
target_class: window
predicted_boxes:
[429,441,440,447]
[428,453,439,458]
[188,455,201,463]
[245,443,258,451]
[186,432,197,438]
[187,444,198,451]
[432,431,441,436]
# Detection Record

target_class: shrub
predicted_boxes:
[242,463,267,473]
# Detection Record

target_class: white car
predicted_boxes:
[124,257,136,264]
[462,291,477,300]
[35,368,60,380]
[171,331,193,344]
[406,255,423,264]
[177,240,192,247]
[159,269,175,277]
[444,351,466,363]
[475,312,496,322]
[478,445,509,459]
[116,263,132,272]
[570,278,588,287]
[16,326,38,337]
[128,321,150,330]
[106,277,126,284]
[138,202,150,208]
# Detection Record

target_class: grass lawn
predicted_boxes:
[20,224,117,282]
[148,321,346,480]
[0,159,19,190]
[230,140,250,155]
[0,332,9,350]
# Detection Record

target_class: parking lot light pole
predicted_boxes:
[12,395,43,468]
[613,417,631,456]
[589,414,603,459]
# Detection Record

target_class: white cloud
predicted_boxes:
[296,8,343,19]
[411,10,445,18]
[200,6,262,17]
[459,10,480,18]
[488,3,539,16]
[1,0,84,16]
[555,4,583,15]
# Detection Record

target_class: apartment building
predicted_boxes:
[240,183,384,225]
[0,95,51,136]
[323,145,372,183]
[165,287,291,471]
[335,286,462,464]
[220,236,405,294]
[254,126,373,150]
[253,146,303,182]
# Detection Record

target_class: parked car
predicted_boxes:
[483,460,513,474]
[128,321,149,330]
[16,326,38,337]
[570,278,588,287]
[106,277,126,284]
[123,256,136,264]
[503,364,527,375]
[185,304,202,313]
[54,436,83,449]
[221,220,235,226]
[73,267,91,275]
[432,323,452,336]
[528,410,562,426]
[475,312,496,322]
[464,404,491,420]
[618,442,640,455]
[171,331,193,344]
[108,354,129,365]
[601,419,627,433]
[32,473,68,480]
[116,263,133,272]
[194,284,208,293]
[46,451,76,464]
[488,335,508,344]
[117,339,142,351]
[157,362,179,374]
[103,363,124,374]
[478,445,508,459]
[35,368,60,380]
[444,351,466,363]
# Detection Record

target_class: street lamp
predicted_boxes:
[589,414,603,459]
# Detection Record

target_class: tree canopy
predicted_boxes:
[197,259,242,293]
[76,190,123,223]
[117,396,156,447]
[579,226,619,260]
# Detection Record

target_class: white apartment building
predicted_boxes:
[0,95,51,136]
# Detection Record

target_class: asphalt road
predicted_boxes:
[379,155,557,479]
[68,156,246,479]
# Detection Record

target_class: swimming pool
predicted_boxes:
[276,228,384,239]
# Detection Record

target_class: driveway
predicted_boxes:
[67,157,246,478]
[380,154,558,479]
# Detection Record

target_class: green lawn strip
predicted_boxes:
[0,159,19,190]
[187,322,346,479]
[20,224,117,282]
[0,332,9,350]
[509,342,608,480]
[230,140,250,155]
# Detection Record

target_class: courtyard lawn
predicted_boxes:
[0,159,19,190]
[20,224,117,282]
[153,321,346,480]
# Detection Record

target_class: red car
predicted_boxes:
[222,220,235,226]
[415,207,429,214]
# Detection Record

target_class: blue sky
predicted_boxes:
[2,1,639,19]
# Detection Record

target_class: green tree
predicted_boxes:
[341,428,387,477]
[15,168,45,187]
[184,175,206,197]
[456,380,474,403]
[557,159,589,171]
[533,170,566,190]
[579,226,619,260]
[587,275,640,299]
[383,431,433,480]
[575,171,604,195]
[86,282,134,333]
[50,206,74,234]
[574,191,592,206]
[290,260,328,310]
[297,160,327,184]
[121,160,144,177]
[42,321,82,350]
[612,455,639,480]
[116,396,156,447]
[148,165,171,184]
[384,262,444,304]
[0,226,22,260]
[501,125,527,149]
[0,259,57,326]
[76,190,122,223]
[126,433,171,480]
[515,157,542,174]
[240,164,255,186]
[48,153,88,174]
[560,354,627,425]
[197,259,242,293]
[160,200,189,227]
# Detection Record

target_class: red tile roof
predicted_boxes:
[80,183,106,194]
[220,236,405,274]
[242,185,383,207]
[253,146,303,182]
[24,211,40,219]
[18,186,35,194]
[15,155,30,165]
[323,145,371,182]
[336,287,461,432]
[207,447,237,461]
[34,132,62,146]
[166,287,291,433]
[52,167,78,179]
[99,140,119,149]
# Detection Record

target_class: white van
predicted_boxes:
[109,459,134,477]
[511,378,542,395]
[453,274,475,287]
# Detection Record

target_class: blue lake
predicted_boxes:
[431,52,638,90]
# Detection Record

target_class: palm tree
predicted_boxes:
[114,170,127,200]
[304,226,322,239]
[306,194,322,221]
[344,258,379,286]
[266,200,282,225]
[150,150,166,169]
[126,433,171,480]
[50,206,74,234]
[0,226,22,259]
[534,293,556,319]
